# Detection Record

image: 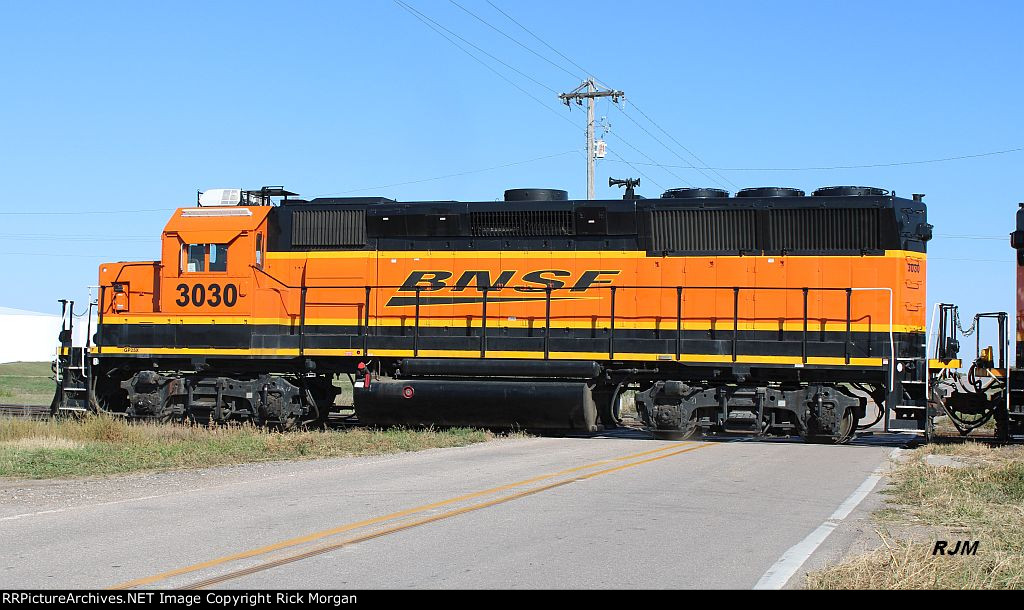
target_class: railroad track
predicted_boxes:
[0,404,50,419]
[0,404,361,426]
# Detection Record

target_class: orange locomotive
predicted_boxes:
[53,184,932,442]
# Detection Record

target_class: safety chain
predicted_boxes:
[954,309,977,337]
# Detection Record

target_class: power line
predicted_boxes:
[604,146,1024,171]
[392,1,581,133]
[448,0,581,81]
[620,102,739,189]
[308,150,578,197]
[484,3,1018,187]
[934,234,1007,241]
[486,1,592,81]
[5,151,587,218]
[394,1,559,96]
[0,235,151,242]
[930,257,1015,263]
[605,148,663,191]
[484,1,731,189]
[604,131,692,188]
[0,252,155,258]
[397,2,687,196]
[413,0,676,196]
[0,208,172,216]
[0,233,149,238]
[611,104,730,189]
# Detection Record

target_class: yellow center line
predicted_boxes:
[184,440,718,589]
[109,441,692,590]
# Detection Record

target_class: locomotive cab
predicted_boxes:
[158,204,271,316]
[53,188,340,427]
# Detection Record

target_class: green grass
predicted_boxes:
[0,361,55,405]
[805,443,1024,589]
[0,416,492,479]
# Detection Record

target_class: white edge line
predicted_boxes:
[0,493,174,523]
[753,447,903,589]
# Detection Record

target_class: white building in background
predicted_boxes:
[0,306,62,364]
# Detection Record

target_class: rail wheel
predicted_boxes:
[652,410,699,441]
[801,408,856,445]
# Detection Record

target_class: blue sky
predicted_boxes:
[1,1,1022,351]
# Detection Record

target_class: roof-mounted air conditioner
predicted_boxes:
[198,188,242,207]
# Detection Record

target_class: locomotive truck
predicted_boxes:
[52,183,953,443]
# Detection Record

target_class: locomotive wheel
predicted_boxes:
[801,408,856,445]
[301,407,330,430]
[652,411,699,441]
[92,373,131,416]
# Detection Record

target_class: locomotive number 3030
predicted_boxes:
[175,283,238,307]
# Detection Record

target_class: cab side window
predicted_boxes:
[255,234,263,268]
[187,244,205,272]
[183,244,228,272]
[209,244,228,272]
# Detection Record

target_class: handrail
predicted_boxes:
[363,286,371,356]
[255,265,902,368]
[845,288,852,364]
[851,287,895,389]
[675,286,683,360]
[610,286,617,359]
[414,287,421,357]
[803,287,809,364]
[253,266,891,294]
[481,287,488,357]
[732,287,739,363]
[544,285,552,359]
[299,286,307,356]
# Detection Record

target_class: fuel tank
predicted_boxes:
[354,379,599,433]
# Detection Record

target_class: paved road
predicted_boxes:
[0,431,910,589]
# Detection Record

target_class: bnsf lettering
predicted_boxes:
[453,270,516,292]
[399,270,620,292]
[175,283,238,307]
[571,270,619,292]
[515,270,571,292]
[399,271,452,292]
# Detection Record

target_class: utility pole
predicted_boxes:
[560,78,624,199]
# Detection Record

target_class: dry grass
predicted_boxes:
[933,415,997,438]
[2,437,83,451]
[806,443,1024,589]
[0,416,492,479]
[806,529,1022,589]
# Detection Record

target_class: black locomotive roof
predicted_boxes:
[268,187,929,256]
[284,191,916,211]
